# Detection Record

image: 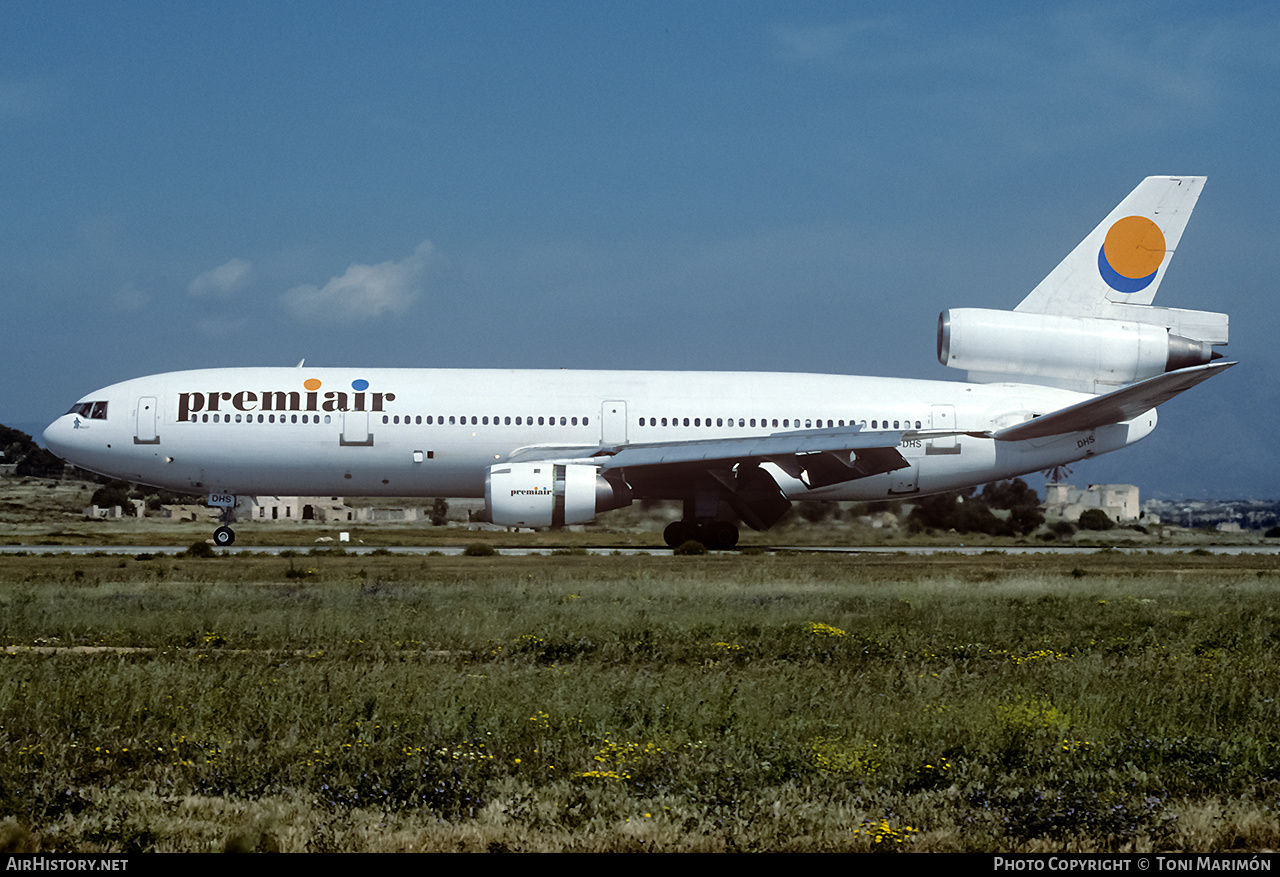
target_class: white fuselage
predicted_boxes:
[42,367,1155,503]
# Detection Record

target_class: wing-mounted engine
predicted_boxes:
[938,308,1226,392]
[485,462,632,528]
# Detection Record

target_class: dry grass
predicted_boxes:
[2,551,1280,852]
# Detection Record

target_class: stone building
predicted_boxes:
[1043,483,1140,523]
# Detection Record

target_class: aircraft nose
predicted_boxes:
[43,416,75,461]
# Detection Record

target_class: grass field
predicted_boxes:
[2,549,1280,852]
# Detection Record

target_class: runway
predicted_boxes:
[3,544,1279,556]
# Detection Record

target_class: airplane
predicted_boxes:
[43,176,1233,549]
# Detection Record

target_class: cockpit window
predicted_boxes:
[66,401,108,419]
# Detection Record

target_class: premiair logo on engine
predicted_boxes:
[177,378,396,421]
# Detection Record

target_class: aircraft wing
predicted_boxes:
[596,425,908,470]
[507,424,941,530]
[987,361,1236,442]
[511,425,923,478]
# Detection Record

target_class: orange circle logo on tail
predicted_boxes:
[1098,215,1166,293]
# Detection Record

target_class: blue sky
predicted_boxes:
[4,2,1277,499]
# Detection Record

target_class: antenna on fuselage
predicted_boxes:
[296,359,305,368]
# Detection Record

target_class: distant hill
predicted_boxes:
[8,422,51,449]
[1,422,64,477]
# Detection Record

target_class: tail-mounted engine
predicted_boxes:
[938,308,1224,391]
[485,462,632,528]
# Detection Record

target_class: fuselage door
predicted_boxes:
[601,400,628,445]
[341,411,373,446]
[134,396,159,445]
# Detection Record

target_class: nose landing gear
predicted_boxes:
[206,494,237,547]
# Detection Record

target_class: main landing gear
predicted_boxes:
[663,519,739,551]
[213,525,236,546]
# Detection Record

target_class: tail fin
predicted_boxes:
[1015,175,1205,317]
[938,175,1229,393]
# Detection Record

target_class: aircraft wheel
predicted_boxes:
[664,521,696,549]
[213,526,236,547]
[702,520,739,551]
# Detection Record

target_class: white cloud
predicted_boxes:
[188,258,253,298]
[113,280,149,310]
[772,20,881,62]
[279,240,435,322]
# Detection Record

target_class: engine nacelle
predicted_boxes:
[938,308,1216,387]
[485,462,632,528]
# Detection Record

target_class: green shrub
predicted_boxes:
[1077,509,1115,531]
[183,541,216,558]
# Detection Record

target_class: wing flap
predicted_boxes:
[990,361,1235,442]
[596,424,908,469]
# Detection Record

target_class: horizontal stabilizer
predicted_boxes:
[988,361,1235,442]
